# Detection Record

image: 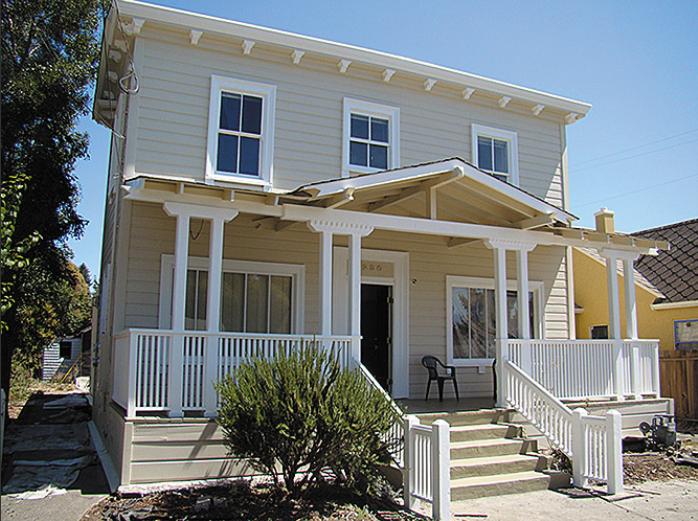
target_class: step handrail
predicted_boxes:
[355,361,406,466]
[504,359,623,494]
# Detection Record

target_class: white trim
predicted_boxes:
[205,75,276,187]
[333,247,410,398]
[651,299,698,311]
[471,124,520,186]
[158,255,304,333]
[342,97,400,178]
[445,275,544,367]
[117,0,592,118]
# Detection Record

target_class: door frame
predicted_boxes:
[333,247,410,398]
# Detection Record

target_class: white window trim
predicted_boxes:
[205,75,277,187]
[471,124,519,186]
[158,255,304,333]
[342,97,400,178]
[446,275,544,367]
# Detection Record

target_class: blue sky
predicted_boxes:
[70,0,698,276]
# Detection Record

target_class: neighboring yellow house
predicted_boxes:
[574,217,698,419]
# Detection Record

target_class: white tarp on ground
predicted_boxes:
[3,424,90,454]
[4,455,95,498]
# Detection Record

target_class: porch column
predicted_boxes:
[163,202,237,418]
[485,240,509,408]
[600,249,624,400]
[621,252,641,399]
[204,211,238,417]
[307,221,335,336]
[348,226,374,364]
[164,208,190,417]
[516,245,536,376]
[621,255,640,340]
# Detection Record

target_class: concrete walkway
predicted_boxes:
[452,479,698,521]
[1,392,109,521]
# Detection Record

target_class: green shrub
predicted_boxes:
[216,347,401,497]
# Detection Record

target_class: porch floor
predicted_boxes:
[396,397,497,414]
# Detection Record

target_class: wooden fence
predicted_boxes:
[660,354,698,420]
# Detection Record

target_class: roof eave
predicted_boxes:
[117,0,592,118]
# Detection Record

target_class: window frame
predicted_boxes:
[205,75,277,187]
[342,97,400,177]
[674,318,698,350]
[471,124,519,186]
[159,255,304,333]
[445,275,544,367]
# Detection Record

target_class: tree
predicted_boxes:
[1,0,104,397]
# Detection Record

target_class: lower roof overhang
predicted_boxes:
[123,172,668,256]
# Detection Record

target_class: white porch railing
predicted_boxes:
[506,339,660,400]
[504,360,623,494]
[112,328,354,417]
[356,363,450,520]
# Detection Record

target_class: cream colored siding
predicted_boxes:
[124,202,569,399]
[132,26,565,206]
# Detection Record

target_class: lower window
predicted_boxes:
[160,256,304,334]
[447,276,542,365]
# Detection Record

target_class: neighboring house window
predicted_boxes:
[590,325,609,339]
[446,276,543,365]
[206,75,276,186]
[342,98,400,177]
[160,256,304,333]
[675,319,698,350]
[471,124,519,185]
[59,341,72,359]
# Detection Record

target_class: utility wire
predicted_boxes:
[572,128,698,168]
[571,137,698,174]
[574,172,698,209]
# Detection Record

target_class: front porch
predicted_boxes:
[111,159,667,420]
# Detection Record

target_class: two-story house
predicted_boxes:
[91,0,672,505]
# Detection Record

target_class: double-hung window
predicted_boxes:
[206,75,276,186]
[471,124,519,185]
[343,98,400,177]
[160,256,304,334]
[446,276,543,365]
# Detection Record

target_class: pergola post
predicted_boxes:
[600,249,624,400]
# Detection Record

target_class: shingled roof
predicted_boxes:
[632,218,698,303]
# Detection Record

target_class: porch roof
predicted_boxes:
[124,170,670,254]
[283,157,576,228]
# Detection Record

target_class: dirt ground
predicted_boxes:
[81,481,419,521]
[624,453,698,484]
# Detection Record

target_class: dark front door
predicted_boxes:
[361,284,392,392]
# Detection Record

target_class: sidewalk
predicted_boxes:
[451,479,698,521]
[1,391,109,521]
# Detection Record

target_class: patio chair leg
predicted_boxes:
[438,380,444,401]
[453,379,459,401]
[425,379,431,401]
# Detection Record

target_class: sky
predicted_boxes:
[70,0,698,277]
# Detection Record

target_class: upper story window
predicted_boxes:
[675,319,698,350]
[206,75,276,187]
[471,124,519,185]
[342,98,400,177]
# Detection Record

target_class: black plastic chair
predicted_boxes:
[421,356,459,401]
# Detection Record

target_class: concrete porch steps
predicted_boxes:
[417,408,570,500]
